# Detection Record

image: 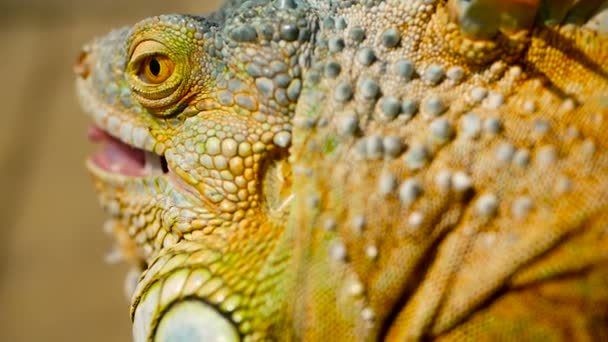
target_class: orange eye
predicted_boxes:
[139,55,174,84]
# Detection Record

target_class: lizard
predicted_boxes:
[74,0,608,341]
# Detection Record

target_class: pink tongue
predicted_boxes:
[90,125,146,176]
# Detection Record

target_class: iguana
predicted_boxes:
[75,0,608,340]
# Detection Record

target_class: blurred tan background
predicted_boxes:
[0,0,222,341]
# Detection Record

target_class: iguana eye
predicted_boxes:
[126,39,191,115]
[139,55,174,84]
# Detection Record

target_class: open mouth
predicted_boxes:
[89,125,168,177]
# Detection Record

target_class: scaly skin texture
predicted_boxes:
[76,0,608,341]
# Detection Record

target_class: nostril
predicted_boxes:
[74,47,92,79]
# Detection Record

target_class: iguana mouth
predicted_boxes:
[89,125,169,177]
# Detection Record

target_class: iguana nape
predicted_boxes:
[75,0,608,340]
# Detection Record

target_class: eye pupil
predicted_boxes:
[148,58,161,76]
[134,53,173,85]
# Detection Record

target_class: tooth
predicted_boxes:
[120,123,133,145]
[93,107,107,125]
[132,127,149,149]
[107,117,121,137]
[144,151,163,175]
[144,134,156,151]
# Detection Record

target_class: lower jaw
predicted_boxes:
[86,158,202,203]
[86,158,206,256]
[86,158,148,186]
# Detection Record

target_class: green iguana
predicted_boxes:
[75,0,608,340]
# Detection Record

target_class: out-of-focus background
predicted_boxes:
[0,0,222,341]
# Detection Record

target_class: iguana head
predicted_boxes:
[76,3,311,340]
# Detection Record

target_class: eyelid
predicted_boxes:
[129,40,171,68]
[130,52,170,74]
